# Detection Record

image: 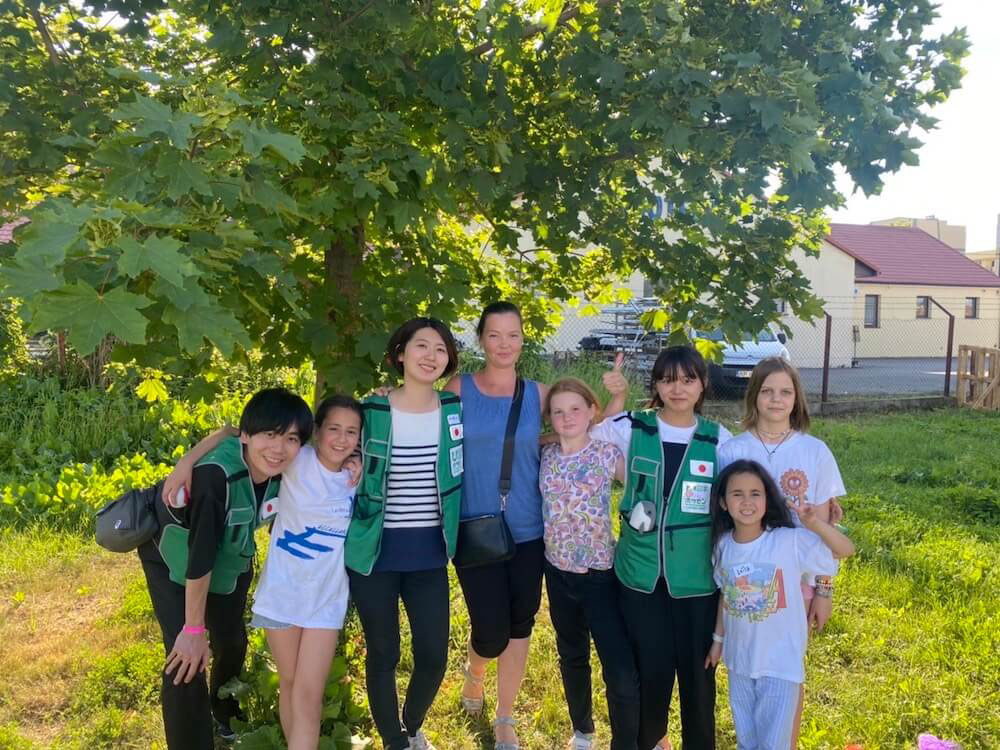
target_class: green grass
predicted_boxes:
[1,408,998,749]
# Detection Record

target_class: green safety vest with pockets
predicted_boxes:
[158,436,280,595]
[344,392,464,575]
[614,411,721,597]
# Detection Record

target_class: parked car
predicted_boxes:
[696,328,790,396]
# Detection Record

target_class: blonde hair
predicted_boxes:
[544,377,601,419]
[741,357,811,432]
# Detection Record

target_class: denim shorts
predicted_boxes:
[249,612,294,630]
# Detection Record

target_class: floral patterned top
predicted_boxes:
[539,439,620,574]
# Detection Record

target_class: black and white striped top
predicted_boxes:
[384,408,440,529]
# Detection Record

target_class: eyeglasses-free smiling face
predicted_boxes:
[314,407,361,472]
[722,471,768,536]
[240,428,303,483]
[398,326,450,384]
[655,368,704,418]
[479,311,524,368]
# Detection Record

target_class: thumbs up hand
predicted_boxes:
[602,351,628,396]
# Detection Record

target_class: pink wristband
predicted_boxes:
[182,624,207,635]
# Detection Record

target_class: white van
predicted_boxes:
[695,328,790,395]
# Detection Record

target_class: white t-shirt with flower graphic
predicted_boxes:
[717,431,846,518]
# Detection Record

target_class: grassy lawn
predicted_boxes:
[1,408,997,749]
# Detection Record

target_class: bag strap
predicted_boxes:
[498,378,525,511]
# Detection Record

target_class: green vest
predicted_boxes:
[614,411,720,597]
[344,392,464,575]
[158,436,280,594]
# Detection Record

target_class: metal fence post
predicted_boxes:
[821,312,832,403]
[929,297,955,397]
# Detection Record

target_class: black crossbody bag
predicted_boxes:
[453,377,524,569]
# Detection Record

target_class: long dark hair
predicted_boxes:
[710,459,794,549]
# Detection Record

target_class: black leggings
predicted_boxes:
[618,579,719,750]
[348,567,450,750]
[455,537,545,658]
[139,544,250,750]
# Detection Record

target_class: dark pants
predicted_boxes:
[455,537,545,658]
[348,567,450,750]
[545,561,640,750]
[139,544,250,750]
[618,579,719,750]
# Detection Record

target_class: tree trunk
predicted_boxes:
[314,223,365,404]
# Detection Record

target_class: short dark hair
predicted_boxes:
[710,459,795,550]
[650,346,708,411]
[239,387,314,443]
[385,317,459,378]
[476,301,522,337]
[315,394,363,428]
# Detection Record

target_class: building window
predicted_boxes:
[916,296,930,319]
[966,297,979,319]
[775,299,787,314]
[864,295,880,328]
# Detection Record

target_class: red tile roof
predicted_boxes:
[827,223,1000,287]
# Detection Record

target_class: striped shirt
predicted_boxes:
[384,408,440,529]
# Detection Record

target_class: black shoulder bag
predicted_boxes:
[453,378,524,568]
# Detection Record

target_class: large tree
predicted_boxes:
[0,0,967,395]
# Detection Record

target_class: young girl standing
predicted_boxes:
[540,377,640,750]
[345,317,463,750]
[704,460,854,750]
[590,346,732,750]
[717,357,846,748]
[161,394,362,750]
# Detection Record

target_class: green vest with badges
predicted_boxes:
[614,411,720,597]
[344,392,464,575]
[158,436,280,595]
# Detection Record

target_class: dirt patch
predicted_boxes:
[0,549,152,745]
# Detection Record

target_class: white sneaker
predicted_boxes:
[409,730,436,750]
[568,731,594,750]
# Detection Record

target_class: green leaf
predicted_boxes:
[136,377,169,403]
[14,221,81,265]
[0,258,63,298]
[117,236,197,287]
[163,301,251,357]
[32,282,151,354]
[111,94,203,149]
[157,152,214,200]
[230,120,306,164]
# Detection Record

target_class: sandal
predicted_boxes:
[460,662,485,716]
[493,716,520,750]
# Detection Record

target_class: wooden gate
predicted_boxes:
[957,345,1000,411]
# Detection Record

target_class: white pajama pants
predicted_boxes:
[728,673,800,750]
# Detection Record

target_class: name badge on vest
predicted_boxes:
[447,413,461,425]
[680,481,711,514]
[450,445,464,477]
[259,498,279,522]
[689,459,713,478]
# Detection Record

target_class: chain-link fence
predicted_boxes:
[495,295,1000,403]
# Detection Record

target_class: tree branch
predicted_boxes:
[29,7,62,66]
[471,0,617,57]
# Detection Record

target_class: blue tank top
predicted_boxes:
[459,374,544,543]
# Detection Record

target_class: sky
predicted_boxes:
[830,0,1000,251]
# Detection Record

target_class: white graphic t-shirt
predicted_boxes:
[717,431,845,514]
[252,445,355,629]
[714,527,838,683]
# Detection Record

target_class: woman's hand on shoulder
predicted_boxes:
[162,457,195,507]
